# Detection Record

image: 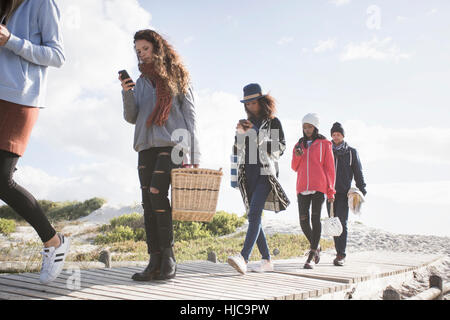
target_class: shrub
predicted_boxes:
[110,213,144,230]
[173,221,212,241]
[0,218,16,235]
[47,198,106,222]
[94,226,137,244]
[206,211,246,236]
[0,198,106,222]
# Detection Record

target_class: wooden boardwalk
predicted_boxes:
[0,251,442,300]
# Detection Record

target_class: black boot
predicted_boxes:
[155,247,177,280]
[132,252,161,281]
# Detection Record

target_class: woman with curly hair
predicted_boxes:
[119,29,201,281]
[227,83,290,275]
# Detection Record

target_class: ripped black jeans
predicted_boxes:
[138,147,183,254]
[298,192,325,251]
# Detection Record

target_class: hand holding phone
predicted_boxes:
[118,70,135,91]
[295,145,304,156]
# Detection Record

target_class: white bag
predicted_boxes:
[322,202,343,237]
[348,187,365,215]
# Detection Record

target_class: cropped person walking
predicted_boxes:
[0,0,69,284]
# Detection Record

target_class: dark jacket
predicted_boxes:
[332,142,367,196]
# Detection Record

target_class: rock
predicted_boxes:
[273,248,280,256]
[98,249,111,268]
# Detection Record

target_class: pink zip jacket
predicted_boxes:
[291,138,336,199]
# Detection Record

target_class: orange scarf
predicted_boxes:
[139,62,173,128]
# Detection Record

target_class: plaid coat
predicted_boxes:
[232,117,290,214]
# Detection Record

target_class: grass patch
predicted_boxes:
[0,218,16,235]
[105,233,334,263]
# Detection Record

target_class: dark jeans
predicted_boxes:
[138,146,182,254]
[327,193,349,258]
[0,150,56,243]
[298,192,325,250]
[240,164,271,262]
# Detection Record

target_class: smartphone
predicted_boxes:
[295,145,304,155]
[118,70,135,87]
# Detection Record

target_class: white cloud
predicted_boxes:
[427,8,438,16]
[342,120,450,166]
[277,36,294,46]
[340,37,411,62]
[313,38,337,53]
[396,16,408,23]
[14,162,139,204]
[329,0,351,7]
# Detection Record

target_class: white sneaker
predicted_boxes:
[250,259,274,273]
[39,233,70,284]
[227,253,247,275]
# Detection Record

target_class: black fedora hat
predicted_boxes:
[240,83,267,103]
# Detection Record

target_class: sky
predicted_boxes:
[4,0,450,236]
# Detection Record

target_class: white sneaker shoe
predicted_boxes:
[227,253,247,275]
[39,233,70,284]
[250,259,274,273]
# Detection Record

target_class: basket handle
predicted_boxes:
[330,201,335,218]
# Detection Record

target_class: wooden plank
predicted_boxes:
[178,263,312,299]
[0,290,44,300]
[0,274,123,300]
[0,282,81,300]
[122,266,285,300]
[16,272,169,301]
[68,270,182,300]
[180,262,333,297]
[173,265,305,300]
[175,262,351,299]
[79,268,214,300]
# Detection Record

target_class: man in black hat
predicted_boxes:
[327,122,367,266]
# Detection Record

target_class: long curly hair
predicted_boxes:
[134,29,190,96]
[244,94,277,120]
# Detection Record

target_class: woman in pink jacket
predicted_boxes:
[291,113,336,269]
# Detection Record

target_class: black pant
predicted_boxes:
[138,146,182,254]
[0,150,56,242]
[327,193,349,257]
[298,192,324,250]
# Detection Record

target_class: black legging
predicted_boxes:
[138,146,182,254]
[0,150,56,243]
[298,192,325,250]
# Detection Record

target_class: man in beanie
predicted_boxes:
[327,122,367,266]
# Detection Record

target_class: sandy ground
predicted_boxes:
[1,204,448,300]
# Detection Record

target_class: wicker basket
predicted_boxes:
[171,167,223,222]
